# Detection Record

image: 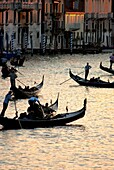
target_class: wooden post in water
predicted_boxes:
[30,33,33,56]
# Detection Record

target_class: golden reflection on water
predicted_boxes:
[0,53,114,169]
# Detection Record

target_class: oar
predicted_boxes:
[13,99,23,128]
[15,69,24,76]
[17,79,26,87]
[60,78,71,85]
[13,99,18,119]
[60,71,84,85]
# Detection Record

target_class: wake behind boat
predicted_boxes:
[0,98,87,130]
[100,62,114,75]
[13,75,44,99]
[69,69,114,88]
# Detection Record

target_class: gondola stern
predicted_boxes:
[84,98,87,110]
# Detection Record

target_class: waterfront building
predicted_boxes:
[0,0,42,51]
[84,0,113,47]
[65,0,85,49]
[44,0,64,52]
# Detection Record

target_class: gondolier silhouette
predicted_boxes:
[0,90,14,117]
[85,62,92,80]
[9,67,17,89]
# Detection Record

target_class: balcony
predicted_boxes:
[97,13,108,19]
[34,3,42,10]
[10,2,22,10]
[21,2,34,11]
[65,23,80,31]
[85,13,91,19]
[0,3,10,11]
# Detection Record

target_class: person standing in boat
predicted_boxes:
[85,63,92,80]
[109,54,114,69]
[0,90,14,117]
[9,67,17,89]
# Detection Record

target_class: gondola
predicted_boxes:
[69,69,114,88]
[100,62,114,74]
[0,99,87,130]
[10,56,25,67]
[1,65,17,79]
[13,75,44,99]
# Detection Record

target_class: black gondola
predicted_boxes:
[100,62,114,74]
[0,99,87,130]
[13,75,44,99]
[69,69,114,88]
[10,56,25,67]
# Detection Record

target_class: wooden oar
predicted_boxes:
[13,99,23,128]
[14,99,18,118]
[16,69,24,76]
[60,71,84,85]
[17,79,26,87]
[60,78,71,85]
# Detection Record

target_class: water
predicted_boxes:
[0,53,114,170]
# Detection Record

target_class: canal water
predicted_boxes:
[0,53,114,170]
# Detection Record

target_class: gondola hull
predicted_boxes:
[100,62,114,74]
[69,69,114,88]
[0,99,86,130]
[13,75,44,99]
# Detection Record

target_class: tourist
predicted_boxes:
[27,97,44,119]
[85,63,92,80]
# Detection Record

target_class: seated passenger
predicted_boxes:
[27,97,44,119]
[44,103,55,115]
[24,86,29,90]
[90,77,95,82]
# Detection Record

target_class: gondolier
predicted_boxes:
[109,54,114,69]
[9,67,17,89]
[85,63,92,80]
[0,90,14,117]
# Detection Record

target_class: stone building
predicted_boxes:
[0,0,42,51]
[84,0,113,47]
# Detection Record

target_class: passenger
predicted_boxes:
[43,103,55,118]
[27,97,44,119]
[0,90,14,117]
[94,77,100,82]
[85,63,92,80]
[24,86,29,90]
[109,54,114,69]
[90,77,95,82]
[18,85,23,90]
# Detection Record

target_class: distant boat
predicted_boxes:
[100,62,114,75]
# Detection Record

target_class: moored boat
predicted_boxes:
[0,98,87,130]
[69,69,114,88]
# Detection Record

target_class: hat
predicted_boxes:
[28,97,39,102]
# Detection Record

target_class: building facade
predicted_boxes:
[84,0,113,47]
[0,0,42,51]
